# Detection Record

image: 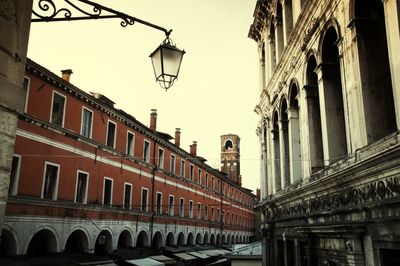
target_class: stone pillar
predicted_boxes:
[271,128,281,192]
[267,34,276,78]
[288,107,301,184]
[383,0,400,130]
[266,118,274,196]
[259,41,267,92]
[279,120,290,188]
[303,85,324,174]
[315,63,347,166]
[275,17,285,61]
[283,0,293,46]
[0,0,33,237]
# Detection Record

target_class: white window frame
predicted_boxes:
[123,182,132,210]
[9,154,21,196]
[143,140,151,163]
[103,177,113,206]
[180,197,185,217]
[158,148,164,169]
[141,187,149,212]
[198,169,202,185]
[74,170,89,204]
[106,120,117,148]
[180,159,185,178]
[50,91,66,127]
[126,131,135,156]
[170,154,176,175]
[168,195,174,216]
[80,107,93,138]
[190,164,194,181]
[211,207,215,222]
[197,203,201,220]
[189,200,194,218]
[41,161,60,200]
[156,191,163,215]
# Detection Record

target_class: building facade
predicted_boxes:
[0,58,255,256]
[249,0,400,265]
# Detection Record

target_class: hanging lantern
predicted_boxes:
[150,38,185,90]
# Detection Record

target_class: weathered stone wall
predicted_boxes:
[0,0,33,238]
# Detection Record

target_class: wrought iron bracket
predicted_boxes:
[32,0,172,37]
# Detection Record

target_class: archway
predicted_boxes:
[0,229,17,256]
[210,234,216,246]
[166,232,175,246]
[272,111,281,192]
[27,229,57,256]
[352,0,396,142]
[94,230,113,255]
[187,232,194,246]
[65,230,89,253]
[195,233,202,245]
[222,235,226,244]
[136,231,150,248]
[117,230,132,249]
[152,231,163,249]
[227,234,231,244]
[177,232,185,246]
[288,83,302,182]
[319,26,348,164]
[216,234,221,246]
[280,98,290,188]
[305,54,324,173]
[203,232,209,245]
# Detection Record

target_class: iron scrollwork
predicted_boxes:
[32,0,171,35]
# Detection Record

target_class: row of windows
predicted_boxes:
[45,89,252,206]
[9,156,252,227]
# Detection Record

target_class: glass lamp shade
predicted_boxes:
[150,41,185,90]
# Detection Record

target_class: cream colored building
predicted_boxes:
[249,0,400,265]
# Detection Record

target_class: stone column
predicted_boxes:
[267,34,276,78]
[303,85,324,174]
[0,0,33,238]
[383,0,400,130]
[271,128,281,192]
[266,118,274,196]
[282,0,293,46]
[279,120,290,188]
[275,17,285,61]
[288,107,301,184]
[315,63,347,166]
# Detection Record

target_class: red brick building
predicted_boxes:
[0,59,255,256]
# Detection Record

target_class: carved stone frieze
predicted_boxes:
[264,175,400,220]
[301,18,320,51]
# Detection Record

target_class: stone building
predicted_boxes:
[0,58,255,256]
[249,0,400,265]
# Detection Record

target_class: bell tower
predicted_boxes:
[220,134,241,186]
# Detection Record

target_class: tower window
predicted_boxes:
[224,140,233,150]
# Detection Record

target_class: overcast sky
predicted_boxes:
[28,0,260,192]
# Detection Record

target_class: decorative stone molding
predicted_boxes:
[264,174,400,220]
[301,18,320,51]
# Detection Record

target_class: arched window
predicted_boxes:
[351,0,396,143]
[280,99,290,188]
[305,55,324,173]
[288,83,302,182]
[319,26,348,164]
[275,4,285,60]
[272,111,281,192]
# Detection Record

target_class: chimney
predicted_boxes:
[175,128,181,147]
[150,109,157,131]
[190,141,197,157]
[61,69,73,82]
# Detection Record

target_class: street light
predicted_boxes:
[150,36,185,91]
[31,0,185,90]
